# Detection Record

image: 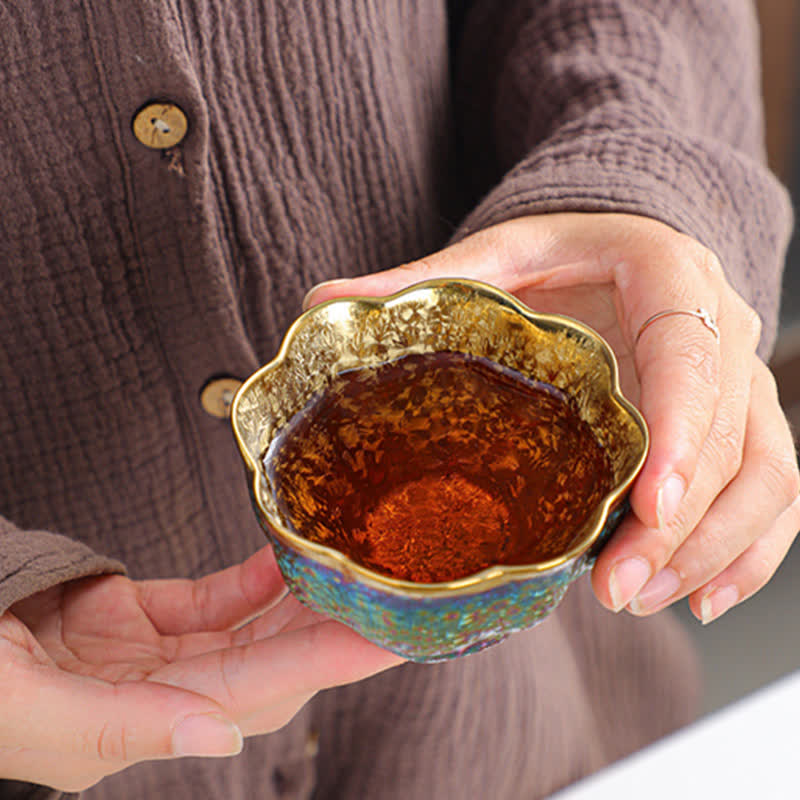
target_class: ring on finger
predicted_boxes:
[636,307,720,346]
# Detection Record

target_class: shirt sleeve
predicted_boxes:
[0,521,124,796]
[0,518,125,616]
[450,0,793,358]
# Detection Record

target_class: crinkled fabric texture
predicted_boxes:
[0,0,790,798]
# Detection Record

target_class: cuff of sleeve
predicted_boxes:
[0,525,125,615]
[453,129,794,358]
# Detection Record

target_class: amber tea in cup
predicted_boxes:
[264,350,615,584]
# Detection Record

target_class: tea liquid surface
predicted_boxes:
[266,352,614,583]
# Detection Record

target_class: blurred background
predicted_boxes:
[670,0,800,713]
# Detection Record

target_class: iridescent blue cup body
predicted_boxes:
[251,497,629,661]
[232,279,648,662]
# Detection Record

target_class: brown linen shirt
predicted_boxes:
[0,1,792,798]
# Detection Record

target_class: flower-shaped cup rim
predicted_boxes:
[231,278,649,599]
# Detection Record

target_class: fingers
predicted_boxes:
[0,592,392,788]
[168,592,324,661]
[151,619,404,736]
[2,659,242,767]
[691,496,800,624]
[620,240,750,530]
[608,245,760,582]
[594,360,800,619]
[649,362,799,617]
[629,304,723,529]
[630,296,760,530]
[658,367,795,594]
[137,546,287,635]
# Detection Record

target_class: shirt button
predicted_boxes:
[200,377,243,419]
[132,102,188,149]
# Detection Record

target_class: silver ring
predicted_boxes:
[635,307,720,346]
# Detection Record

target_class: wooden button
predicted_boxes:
[132,102,188,149]
[200,378,243,419]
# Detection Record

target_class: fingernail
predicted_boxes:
[700,585,739,625]
[656,475,686,529]
[172,714,243,758]
[629,567,681,614]
[609,557,652,611]
[302,279,350,311]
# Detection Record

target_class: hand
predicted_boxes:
[0,546,401,791]
[305,212,800,624]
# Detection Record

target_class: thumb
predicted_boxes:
[302,225,526,309]
[301,213,618,309]
[6,664,243,763]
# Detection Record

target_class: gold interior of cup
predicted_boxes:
[231,279,648,590]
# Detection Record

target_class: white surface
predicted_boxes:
[550,670,800,799]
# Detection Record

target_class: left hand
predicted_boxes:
[304,212,800,623]
[2,546,401,791]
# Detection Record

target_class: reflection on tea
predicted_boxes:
[265,352,614,583]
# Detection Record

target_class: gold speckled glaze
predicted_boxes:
[231,279,648,599]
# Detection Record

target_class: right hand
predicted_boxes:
[306,213,800,622]
[0,546,402,791]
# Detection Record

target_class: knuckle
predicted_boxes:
[758,443,800,506]
[191,578,214,628]
[784,465,800,505]
[652,519,687,566]
[218,648,242,707]
[738,301,762,345]
[746,557,775,596]
[787,498,800,535]
[706,413,745,484]
[691,244,723,280]
[231,620,258,647]
[746,539,785,595]
[409,255,437,275]
[95,721,129,763]
[677,339,720,389]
